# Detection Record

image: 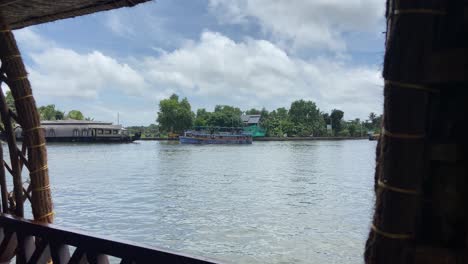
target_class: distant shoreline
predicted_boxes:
[138,136,369,141]
[253,136,368,141]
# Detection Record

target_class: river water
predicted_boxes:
[25,140,376,263]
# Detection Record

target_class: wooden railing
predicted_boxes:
[0,214,217,264]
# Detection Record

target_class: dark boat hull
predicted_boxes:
[43,136,135,143]
[179,136,252,144]
[9,134,141,143]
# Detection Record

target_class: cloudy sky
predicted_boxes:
[13,0,385,126]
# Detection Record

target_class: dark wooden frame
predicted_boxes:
[0,214,218,264]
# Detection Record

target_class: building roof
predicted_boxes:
[41,120,113,125]
[241,114,261,125]
[241,115,250,122]
[1,0,151,30]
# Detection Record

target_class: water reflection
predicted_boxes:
[28,140,378,263]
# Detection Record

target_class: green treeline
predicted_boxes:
[6,91,92,121]
[154,94,382,138]
[6,90,382,138]
[126,124,159,138]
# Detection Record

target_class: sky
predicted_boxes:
[12,0,386,126]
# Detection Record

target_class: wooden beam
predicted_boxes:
[0,143,8,213]
[0,0,21,8]
[25,238,48,264]
[0,85,23,217]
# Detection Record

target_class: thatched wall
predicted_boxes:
[1,0,151,30]
[366,0,468,263]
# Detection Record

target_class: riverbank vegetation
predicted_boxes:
[10,89,381,138]
[155,94,382,138]
[126,124,159,138]
[6,91,92,121]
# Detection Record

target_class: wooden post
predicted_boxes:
[0,16,53,223]
[365,0,447,263]
[0,143,8,213]
[0,83,22,217]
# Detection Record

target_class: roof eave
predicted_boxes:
[1,0,152,30]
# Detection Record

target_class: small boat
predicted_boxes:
[179,127,252,144]
[13,120,141,143]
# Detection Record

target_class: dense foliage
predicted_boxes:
[66,110,84,120]
[207,105,243,127]
[156,94,382,137]
[261,107,293,137]
[194,106,243,127]
[5,91,15,112]
[37,105,65,121]
[330,109,344,136]
[6,91,383,138]
[157,94,194,134]
[289,100,326,136]
[6,91,91,121]
[126,124,159,138]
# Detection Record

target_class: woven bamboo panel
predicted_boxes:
[0,0,151,30]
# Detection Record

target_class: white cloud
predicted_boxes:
[142,31,382,119]
[27,48,147,99]
[105,12,136,37]
[103,5,184,48]
[208,0,385,51]
[16,29,382,124]
[15,28,56,51]
[14,29,147,99]
[144,32,299,98]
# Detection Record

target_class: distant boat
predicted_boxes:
[368,133,380,141]
[179,127,252,144]
[13,120,141,143]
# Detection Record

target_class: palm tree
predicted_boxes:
[369,112,377,125]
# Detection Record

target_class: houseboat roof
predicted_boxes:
[192,126,245,131]
[41,120,113,125]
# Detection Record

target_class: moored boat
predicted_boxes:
[13,120,141,143]
[179,127,252,144]
[368,133,380,141]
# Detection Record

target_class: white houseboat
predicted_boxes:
[14,120,140,143]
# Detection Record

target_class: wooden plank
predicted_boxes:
[87,253,109,264]
[0,149,8,213]
[50,242,70,264]
[0,0,20,7]
[0,214,217,263]
[0,230,16,262]
[16,234,34,263]
[26,239,48,264]
[8,109,17,122]
[68,247,86,264]
[22,186,31,203]
[0,87,23,217]
[18,138,30,172]
[3,162,12,176]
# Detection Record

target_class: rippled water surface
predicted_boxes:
[41,140,375,263]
